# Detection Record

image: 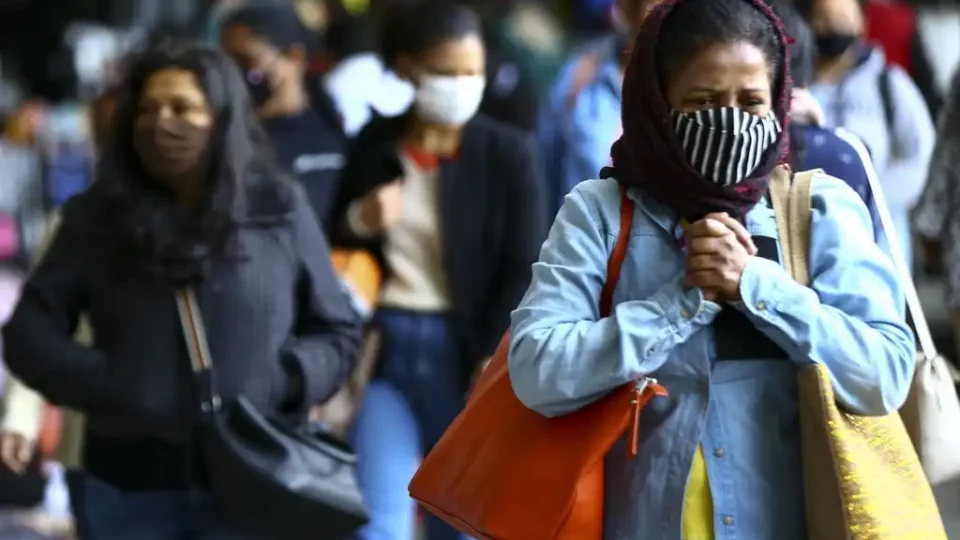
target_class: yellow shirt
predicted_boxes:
[682,445,715,540]
[677,219,714,540]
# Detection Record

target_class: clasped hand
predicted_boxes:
[683,213,756,302]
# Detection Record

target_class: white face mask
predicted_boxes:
[414,74,486,126]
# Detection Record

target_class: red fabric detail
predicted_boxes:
[402,145,441,171]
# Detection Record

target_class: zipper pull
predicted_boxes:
[627,377,666,458]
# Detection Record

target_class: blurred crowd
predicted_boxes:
[0,0,953,538]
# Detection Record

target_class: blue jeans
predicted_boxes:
[77,474,242,540]
[351,309,469,540]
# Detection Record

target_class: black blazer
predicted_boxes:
[329,112,547,375]
[3,181,363,446]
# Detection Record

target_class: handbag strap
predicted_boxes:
[175,288,222,413]
[769,165,816,287]
[599,186,635,317]
[841,132,939,361]
[787,169,816,287]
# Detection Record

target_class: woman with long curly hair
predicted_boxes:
[2,40,362,538]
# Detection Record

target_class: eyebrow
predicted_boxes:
[685,86,768,93]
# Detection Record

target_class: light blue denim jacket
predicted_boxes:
[508,176,915,540]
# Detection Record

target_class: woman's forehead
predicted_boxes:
[141,68,207,103]
[671,41,771,88]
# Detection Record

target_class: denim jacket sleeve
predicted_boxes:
[508,181,721,418]
[735,174,916,415]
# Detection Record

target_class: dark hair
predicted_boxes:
[91,87,118,151]
[144,23,193,47]
[380,1,482,69]
[220,3,316,52]
[771,0,814,88]
[94,40,289,284]
[654,0,784,93]
[325,8,378,63]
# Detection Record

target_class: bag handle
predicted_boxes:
[787,169,816,286]
[599,186,635,317]
[769,166,817,287]
[175,288,223,413]
[842,133,940,361]
[769,165,816,287]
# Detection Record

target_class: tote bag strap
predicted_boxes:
[769,165,816,287]
[599,185,636,316]
[787,169,816,287]
[841,132,940,362]
[175,288,222,413]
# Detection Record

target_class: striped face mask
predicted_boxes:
[671,107,782,186]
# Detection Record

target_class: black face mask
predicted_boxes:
[815,32,858,60]
[245,68,273,106]
[134,119,211,183]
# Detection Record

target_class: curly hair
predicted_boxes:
[93,40,291,284]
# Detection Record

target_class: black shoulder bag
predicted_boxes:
[175,289,368,540]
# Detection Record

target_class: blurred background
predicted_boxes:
[0,0,959,537]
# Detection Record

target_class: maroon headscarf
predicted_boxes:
[602,0,793,221]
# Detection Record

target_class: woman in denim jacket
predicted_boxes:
[507,0,915,538]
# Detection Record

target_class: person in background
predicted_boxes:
[328,2,547,538]
[221,3,348,224]
[796,0,934,269]
[507,0,914,537]
[0,88,117,529]
[466,0,552,133]
[772,0,884,247]
[915,67,960,359]
[864,0,942,119]
[536,0,660,216]
[2,41,362,538]
[0,123,45,260]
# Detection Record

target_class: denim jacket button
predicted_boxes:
[723,516,734,526]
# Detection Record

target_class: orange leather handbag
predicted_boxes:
[409,189,668,539]
[331,249,381,316]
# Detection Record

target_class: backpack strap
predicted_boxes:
[769,165,819,287]
[564,52,601,112]
[879,67,895,136]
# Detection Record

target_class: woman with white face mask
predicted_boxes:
[328,2,547,539]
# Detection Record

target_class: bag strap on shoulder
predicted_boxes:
[599,186,634,316]
[879,67,895,134]
[769,165,818,286]
[787,170,817,286]
[850,133,942,362]
[175,289,223,412]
